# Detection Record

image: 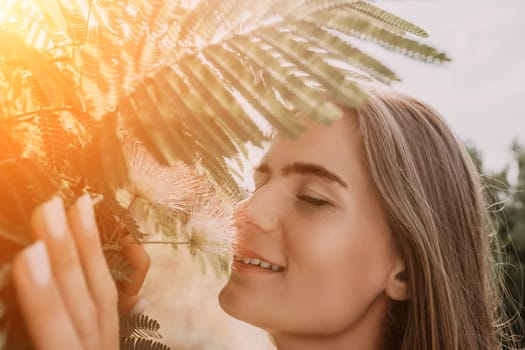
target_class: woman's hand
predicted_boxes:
[12,195,150,350]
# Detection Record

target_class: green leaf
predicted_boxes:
[177,56,265,151]
[105,251,133,283]
[83,112,130,191]
[228,36,344,123]
[194,143,243,200]
[120,313,170,350]
[255,28,367,107]
[304,9,450,62]
[163,62,239,157]
[38,113,69,174]
[0,30,82,110]
[98,191,145,243]
[120,337,170,350]
[120,313,162,340]
[120,74,196,166]
[290,20,400,84]
[346,1,429,38]
[56,0,88,43]
[204,45,306,137]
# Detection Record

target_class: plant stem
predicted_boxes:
[125,240,192,246]
[109,195,138,243]
[4,107,74,123]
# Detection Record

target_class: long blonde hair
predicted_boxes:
[352,88,511,350]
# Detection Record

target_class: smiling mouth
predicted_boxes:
[233,255,284,272]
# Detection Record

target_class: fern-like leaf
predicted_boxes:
[0,30,82,112]
[204,45,306,136]
[96,191,145,244]
[228,37,344,123]
[27,76,51,108]
[177,56,265,146]
[120,313,162,340]
[255,28,367,106]
[1,0,70,50]
[120,313,170,350]
[290,21,400,84]
[193,142,243,200]
[83,112,130,191]
[120,74,197,165]
[304,9,450,62]
[56,1,88,43]
[38,113,69,174]
[345,1,429,38]
[120,337,171,350]
[105,250,133,283]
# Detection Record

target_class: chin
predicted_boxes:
[218,283,235,316]
[218,282,273,331]
[218,281,247,319]
[218,282,251,320]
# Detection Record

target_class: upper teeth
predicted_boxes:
[237,256,283,272]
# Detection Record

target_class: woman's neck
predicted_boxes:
[270,292,391,350]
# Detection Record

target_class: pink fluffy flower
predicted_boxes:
[121,137,207,215]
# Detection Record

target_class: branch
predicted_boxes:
[3,107,73,124]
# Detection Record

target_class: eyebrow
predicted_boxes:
[255,162,348,188]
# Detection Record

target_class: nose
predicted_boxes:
[233,188,279,234]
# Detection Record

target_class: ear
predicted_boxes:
[385,260,409,301]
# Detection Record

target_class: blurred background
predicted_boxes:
[143,2,525,349]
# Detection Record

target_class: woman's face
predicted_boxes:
[219,114,403,337]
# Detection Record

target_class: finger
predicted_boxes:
[119,233,150,297]
[13,241,83,350]
[31,197,101,350]
[67,194,119,350]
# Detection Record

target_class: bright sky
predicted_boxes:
[373,0,525,172]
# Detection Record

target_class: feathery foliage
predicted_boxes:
[121,337,171,350]
[0,0,447,348]
[120,313,170,350]
[120,313,163,340]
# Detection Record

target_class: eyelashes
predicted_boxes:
[250,182,331,208]
[296,195,330,207]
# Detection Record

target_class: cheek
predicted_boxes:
[282,214,393,333]
[284,264,385,334]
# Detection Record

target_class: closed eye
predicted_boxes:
[296,195,330,206]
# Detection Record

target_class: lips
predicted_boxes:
[233,249,285,272]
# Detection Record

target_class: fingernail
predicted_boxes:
[41,197,67,238]
[25,241,51,286]
[129,298,149,315]
[75,194,96,234]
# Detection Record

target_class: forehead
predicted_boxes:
[261,115,363,176]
